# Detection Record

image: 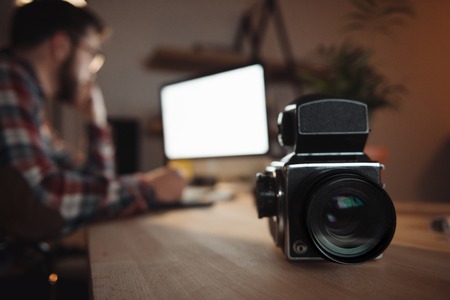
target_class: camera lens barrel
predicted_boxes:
[303,170,396,264]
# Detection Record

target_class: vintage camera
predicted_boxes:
[256,96,396,264]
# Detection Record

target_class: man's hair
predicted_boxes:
[10,0,106,49]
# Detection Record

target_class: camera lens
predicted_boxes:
[304,171,396,264]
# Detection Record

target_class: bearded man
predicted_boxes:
[0,1,186,240]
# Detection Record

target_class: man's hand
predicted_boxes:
[140,167,187,203]
[74,80,108,128]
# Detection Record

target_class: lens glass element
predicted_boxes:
[323,194,372,248]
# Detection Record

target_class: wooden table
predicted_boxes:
[88,191,450,299]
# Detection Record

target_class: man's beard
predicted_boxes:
[55,51,78,104]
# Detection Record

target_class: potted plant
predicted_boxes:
[298,0,415,115]
[296,0,415,162]
[298,41,405,115]
[297,42,401,163]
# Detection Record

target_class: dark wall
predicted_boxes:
[109,118,140,175]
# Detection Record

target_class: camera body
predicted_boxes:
[256,96,396,264]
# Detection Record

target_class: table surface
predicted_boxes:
[88,189,450,300]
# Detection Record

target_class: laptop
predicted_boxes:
[159,63,269,207]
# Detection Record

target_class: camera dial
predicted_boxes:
[256,172,277,218]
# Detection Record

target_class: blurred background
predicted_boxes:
[1,0,449,203]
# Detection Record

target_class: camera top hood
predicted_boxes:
[278,95,369,155]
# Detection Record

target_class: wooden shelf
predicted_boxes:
[144,46,304,83]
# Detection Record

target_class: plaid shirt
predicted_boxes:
[0,49,154,234]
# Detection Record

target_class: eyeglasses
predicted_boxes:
[78,43,105,73]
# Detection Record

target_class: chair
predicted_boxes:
[0,167,88,299]
[0,166,64,241]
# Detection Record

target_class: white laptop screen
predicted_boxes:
[160,64,269,160]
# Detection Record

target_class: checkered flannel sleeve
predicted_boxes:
[0,62,155,234]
